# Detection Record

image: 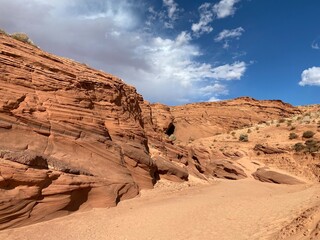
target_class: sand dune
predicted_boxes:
[1,178,319,240]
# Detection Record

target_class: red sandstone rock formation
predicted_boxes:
[0,33,155,228]
[0,33,304,229]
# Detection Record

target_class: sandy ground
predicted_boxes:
[1,177,319,240]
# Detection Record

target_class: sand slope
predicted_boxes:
[1,179,319,240]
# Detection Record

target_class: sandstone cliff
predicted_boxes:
[0,32,306,229]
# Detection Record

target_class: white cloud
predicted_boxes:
[199,83,229,96]
[223,41,230,49]
[163,0,178,19]
[211,62,246,80]
[207,96,221,102]
[192,0,241,36]
[122,33,246,103]
[213,0,240,19]
[299,67,320,86]
[311,41,320,50]
[215,27,244,42]
[145,0,180,29]
[0,0,247,105]
[191,3,214,35]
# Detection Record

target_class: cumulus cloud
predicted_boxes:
[208,96,224,102]
[213,0,240,19]
[199,83,229,96]
[145,0,180,29]
[299,67,320,86]
[131,32,246,103]
[192,0,241,36]
[191,3,214,35]
[163,0,178,19]
[211,62,246,80]
[215,27,244,42]
[0,0,247,105]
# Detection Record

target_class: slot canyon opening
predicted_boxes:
[165,123,175,136]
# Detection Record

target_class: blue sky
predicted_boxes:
[0,0,319,106]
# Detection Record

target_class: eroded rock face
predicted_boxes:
[0,158,138,230]
[253,144,286,154]
[168,97,301,144]
[252,167,304,185]
[0,33,155,228]
[0,33,304,229]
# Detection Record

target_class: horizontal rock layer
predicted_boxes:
[0,33,303,229]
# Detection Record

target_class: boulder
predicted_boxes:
[252,167,304,184]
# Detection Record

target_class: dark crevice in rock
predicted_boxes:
[165,122,175,136]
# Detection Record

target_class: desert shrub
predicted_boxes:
[11,33,30,42]
[289,132,298,140]
[0,29,7,35]
[302,131,315,138]
[239,134,248,142]
[276,123,280,127]
[279,118,286,123]
[255,127,259,130]
[293,140,320,153]
[231,131,236,136]
[290,126,296,131]
[247,129,252,133]
[293,143,305,152]
[169,134,176,141]
[304,139,320,153]
[10,32,35,45]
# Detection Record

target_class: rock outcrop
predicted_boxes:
[0,33,155,228]
[0,32,305,229]
[253,144,286,154]
[168,97,301,144]
[252,167,304,185]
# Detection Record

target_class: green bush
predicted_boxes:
[239,134,248,142]
[169,134,176,142]
[11,33,30,43]
[0,29,7,35]
[293,143,305,152]
[10,32,35,46]
[304,139,320,153]
[302,131,315,138]
[293,140,320,153]
[289,132,298,140]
